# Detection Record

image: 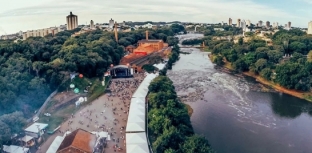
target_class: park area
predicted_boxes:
[38,75,111,134]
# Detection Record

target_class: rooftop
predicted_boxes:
[138,39,163,43]
[57,129,96,153]
[24,123,48,133]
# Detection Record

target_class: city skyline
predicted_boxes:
[0,0,312,35]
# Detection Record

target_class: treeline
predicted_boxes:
[182,39,202,45]
[0,24,184,146]
[0,112,26,145]
[148,76,214,153]
[211,29,312,91]
[167,44,180,70]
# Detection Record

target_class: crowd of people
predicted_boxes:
[55,73,146,152]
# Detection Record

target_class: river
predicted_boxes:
[167,34,312,153]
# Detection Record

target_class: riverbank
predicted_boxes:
[208,54,312,102]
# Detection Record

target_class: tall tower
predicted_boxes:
[237,19,241,27]
[90,20,94,29]
[66,12,78,30]
[146,30,149,40]
[114,22,118,42]
[308,21,312,35]
[241,20,246,31]
[246,20,251,27]
[109,18,114,28]
[258,20,263,27]
[229,18,232,26]
[266,21,270,28]
[288,21,291,29]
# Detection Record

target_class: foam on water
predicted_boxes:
[168,38,278,129]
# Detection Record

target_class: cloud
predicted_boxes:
[0,0,307,34]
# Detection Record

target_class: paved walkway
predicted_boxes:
[37,74,145,153]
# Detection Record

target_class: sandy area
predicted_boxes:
[37,74,145,153]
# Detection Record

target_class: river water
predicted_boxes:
[167,34,312,153]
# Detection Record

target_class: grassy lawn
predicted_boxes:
[38,76,111,132]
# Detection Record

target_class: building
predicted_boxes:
[246,20,251,27]
[142,23,153,29]
[241,20,246,31]
[109,18,114,28]
[133,31,167,55]
[66,12,78,30]
[229,18,232,26]
[266,21,270,28]
[90,20,95,29]
[56,129,97,153]
[237,19,241,28]
[288,21,291,29]
[22,27,59,40]
[3,145,29,153]
[308,21,312,34]
[24,123,48,138]
[258,20,263,27]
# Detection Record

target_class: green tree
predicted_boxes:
[260,68,272,80]
[181,135,215,153]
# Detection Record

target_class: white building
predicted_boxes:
[22,27,59,40]
[308,21,312,34]
[109,18,114,28]
[214,28,225,31]
[24,123,48,138]
[90,20,95,29]
[241,20,246,31]
[142,23,153,29]
[246,20,251,27]
[3,145,29,153]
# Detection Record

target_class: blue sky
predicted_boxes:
[0,0,311,35]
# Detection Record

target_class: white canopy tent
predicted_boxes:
[46,136,64,153]
[126,113,145,132]
[126,122,145,132]
[129,103,145,115]
[132,86,148,98]
[131,97,145,104]
[19,135,33,143]
[3,145,29,153]
[126,133,149,153]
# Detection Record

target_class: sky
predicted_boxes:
[0,0,312,35]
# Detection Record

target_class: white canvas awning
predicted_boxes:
[126,122,145,132]
[126,133,149,153]
[132,86,148,98]
[3,145,29,153]
[131,97,145,104]
[19,135,33,142]
[126,113,145,132]
[46,136,64,153]
[24,123,48,133]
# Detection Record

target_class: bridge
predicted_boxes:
[180,46,205,48]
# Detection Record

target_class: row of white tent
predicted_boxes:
[126,73,158,153]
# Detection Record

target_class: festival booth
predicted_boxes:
[2,145,29,153]
[126,133,149,153]
[18,135,35,147]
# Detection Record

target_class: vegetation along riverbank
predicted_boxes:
[147,75,214,153]
[203,27,312,102]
